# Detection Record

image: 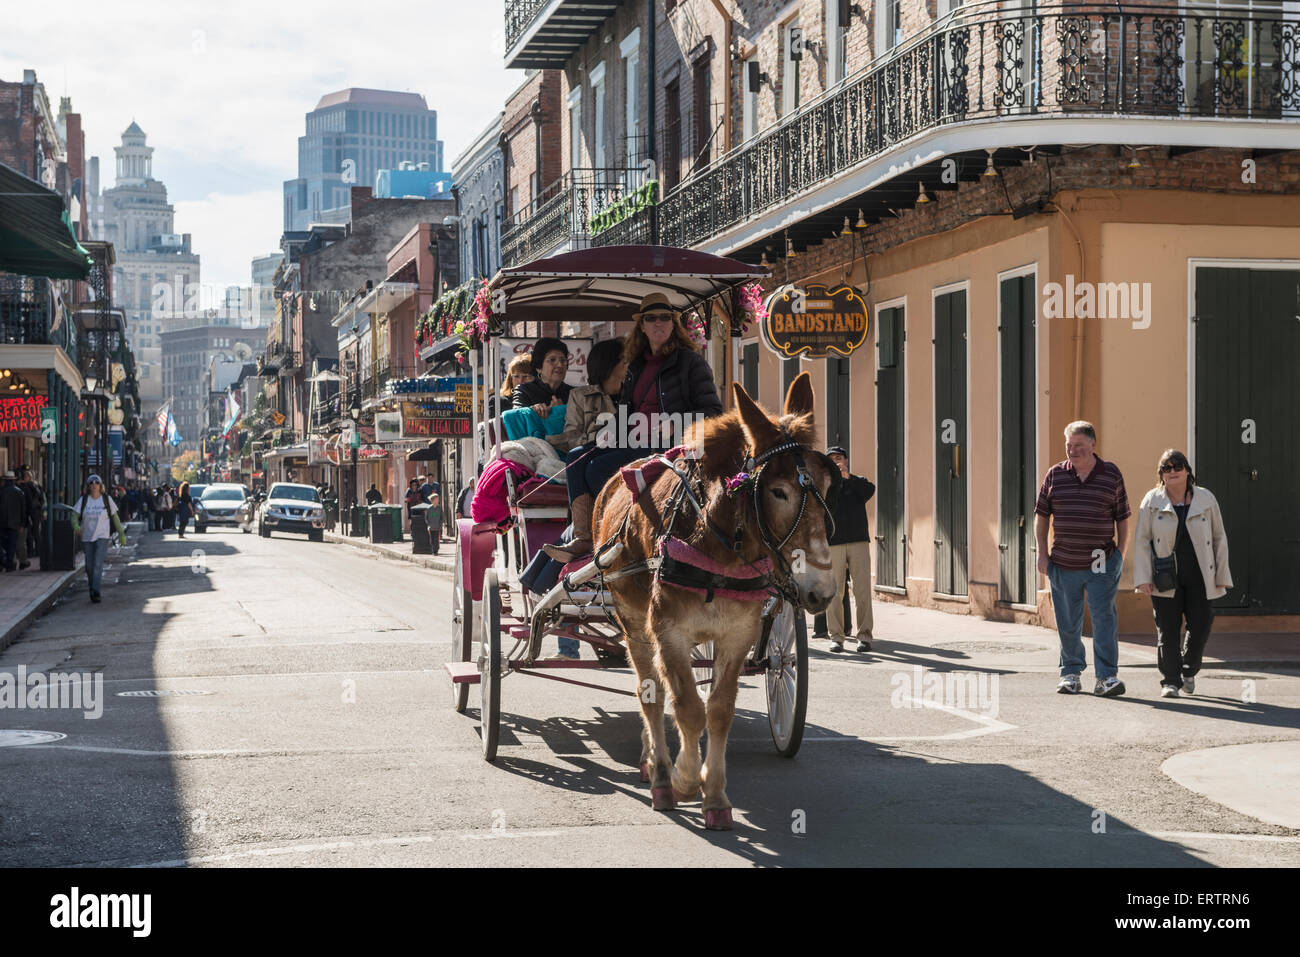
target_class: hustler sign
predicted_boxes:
[762,283,869,359]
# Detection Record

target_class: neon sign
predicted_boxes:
[0,396,50,434]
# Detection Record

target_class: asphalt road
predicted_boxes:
[2,527,1298,867]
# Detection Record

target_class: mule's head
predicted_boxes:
[733,372,839,613]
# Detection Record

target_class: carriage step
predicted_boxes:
[509,626,531,640]
[444,661,481,684]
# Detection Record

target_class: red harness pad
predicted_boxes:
[657,537,774,602]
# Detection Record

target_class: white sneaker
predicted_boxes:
[1182,675,1196,695]
[828,638,844,653]
[1057,674,1082,694]
[1160,684,1180,698]
[1095,677,1126,697]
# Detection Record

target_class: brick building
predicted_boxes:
[498,0,1300,635]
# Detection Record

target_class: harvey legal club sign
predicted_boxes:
[379,380,474,439]
[762,284,869,359]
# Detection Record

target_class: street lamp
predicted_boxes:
[349,403,361,530]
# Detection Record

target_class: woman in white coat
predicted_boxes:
[1131,450,1232,698]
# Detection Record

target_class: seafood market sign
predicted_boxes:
[761,284,869,359]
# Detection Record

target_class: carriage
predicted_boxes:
[444,245,830,825]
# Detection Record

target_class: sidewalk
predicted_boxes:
[0,520,147,653]
[324,528,455,573]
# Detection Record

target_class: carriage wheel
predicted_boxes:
[451,547,473,712]
[765,604,808,757]
[479,569,502,762]
[691,641,714,699]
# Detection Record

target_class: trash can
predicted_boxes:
[368,504,394,544]
[50,514,76,571]
[410,503,432,554]
[350,504,368,537]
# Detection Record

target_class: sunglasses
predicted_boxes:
[641,312,676,324]
[1159,463,1185,473]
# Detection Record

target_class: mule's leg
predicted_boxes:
[700,637,749,830]
[653,630,705,801]
[623,625,658,786]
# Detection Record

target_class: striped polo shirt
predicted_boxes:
[1034,456,1132,570]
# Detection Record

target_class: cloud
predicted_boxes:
[1,0,521,288]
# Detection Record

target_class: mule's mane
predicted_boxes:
[688,406,817,482]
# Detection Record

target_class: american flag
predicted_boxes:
[156,403,170,440]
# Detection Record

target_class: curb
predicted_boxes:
[324,531,455,574]
[0,568,80,654]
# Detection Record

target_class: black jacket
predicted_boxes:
[0,483,27,529]
[829,474,875,545]
[20,481,44,523]
[619,347,724,419]
[512,378,571,410]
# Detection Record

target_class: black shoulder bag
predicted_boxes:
[1150,535,1178,592]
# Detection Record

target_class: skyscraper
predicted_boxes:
[92,121,201,412]
[282,88,445,233]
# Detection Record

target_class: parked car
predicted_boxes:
[194,484,254,533]
[257,483,327,541]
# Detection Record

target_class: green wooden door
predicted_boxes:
[1195,266,1300,614]
[999,275,1037,604]
[876,305,906,588]
[934,290,968,596]
[825,355,851,449]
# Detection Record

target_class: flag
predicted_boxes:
[222,390,241,435]
[156,403,170,440]
[166,412,182,447]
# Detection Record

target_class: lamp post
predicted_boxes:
[349,403,361,524]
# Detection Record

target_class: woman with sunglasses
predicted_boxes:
[71,474,127,603]
[1131,450,1232,698]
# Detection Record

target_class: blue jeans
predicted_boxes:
[1048,549,1123,679]
[83,537,109,596]
[557,636,581,657]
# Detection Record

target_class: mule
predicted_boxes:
[592,372,838,829]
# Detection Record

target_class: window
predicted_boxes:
[692,56,712,170]
[591,62,607,174]
[742,54,759,142]
[782,17,802,116]
[877,0,903,54]
[826,0,848,84]
[621,30,641,166]
[664,78,681,189]
[567,86,583,172]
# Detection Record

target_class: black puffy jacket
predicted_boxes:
[512,378,571,410]
[619,346,723,419]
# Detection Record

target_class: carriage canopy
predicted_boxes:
[489,245,767,324]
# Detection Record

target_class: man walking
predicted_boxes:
[18,468,43,567]
[1035,421,1132,697]
[825,446,876,653]
[0,471,26,572]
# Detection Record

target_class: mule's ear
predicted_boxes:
[732,382,780,449]
[784,371,814,417]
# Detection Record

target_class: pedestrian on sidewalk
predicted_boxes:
[19,467,44,566]
[1132,449,1232,698]
[71,474,126,603]
[1035,421,1132,698]
[455,478,475,522]
[176,481,193,538]
[404,479,421,521]
[823,446,875,654]
[0,471,26,572]
[365,483,383,505]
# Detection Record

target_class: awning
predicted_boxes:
[490,244,767,324]
[407,443,441,461]
[0,161,92,279]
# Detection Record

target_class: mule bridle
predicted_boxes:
[744,436,838,587]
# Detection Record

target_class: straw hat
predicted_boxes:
[632,292,678,320]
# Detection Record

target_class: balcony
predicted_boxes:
[658,1,1300,257]
[0,275,79,361]
[501,167,651,267]
[505,0,623,70]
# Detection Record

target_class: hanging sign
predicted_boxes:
[400,400,471,437]
[0,395,50,435]
[374,412,403,442]
[761,283,870,359]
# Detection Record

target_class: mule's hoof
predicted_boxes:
[639,762,650,783]
[651,787,677,811]
[703,808,734,830]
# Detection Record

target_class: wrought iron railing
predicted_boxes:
[500,167,652,266]
[0,275,78,359]
[505,0,550,52]
[590,203,658,248]
[659,2,1300,250]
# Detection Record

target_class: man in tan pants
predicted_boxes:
[825,446,875,653]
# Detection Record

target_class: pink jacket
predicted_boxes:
[471,458,533,526]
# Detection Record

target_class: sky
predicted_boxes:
[0,0,519,293]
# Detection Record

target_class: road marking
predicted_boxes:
[1149,831,1300,845]
[865,695,1017,742]
[25,743,427,758]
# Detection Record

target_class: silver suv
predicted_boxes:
[194,484,253,533]
[257,483,327,541]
